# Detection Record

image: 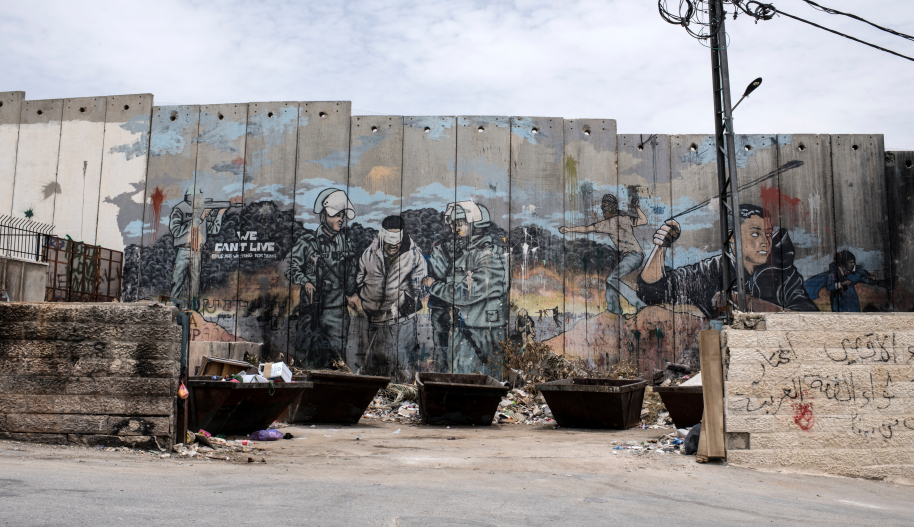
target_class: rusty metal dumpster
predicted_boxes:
[290,372,390,425]
[536,378,647,429]
[652,385,703,428]
[416,373,508,426]
[186,378,312,435]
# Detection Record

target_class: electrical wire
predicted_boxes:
[799,1,914,42]
[658,1,914,63]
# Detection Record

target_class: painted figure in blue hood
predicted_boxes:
[804,250,882,312]
[637,204,818,317]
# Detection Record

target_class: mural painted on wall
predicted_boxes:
[99,107,899,380]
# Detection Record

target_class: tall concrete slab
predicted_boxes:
[53,97,107,242]
[831,134,891,312]
[236,101,300,361]
[342,116,403,371]
[618,134,673,375]
[669,135,719,366]
[136,105,201,301]
[777,134,836,311]
[0,91,25,216]
[561,119,616,367]
[454,116,511,376]
[11,99,63,226]
[188,103,248,342]
[287,102,352,367]
[96,94,153,255]
[395,116,456,378]
[510,117,565,357]
[885,151,914,311]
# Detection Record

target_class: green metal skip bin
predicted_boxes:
[416,373,508,426]
[536,378,648,429]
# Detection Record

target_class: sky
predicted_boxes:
[3,0,913,149]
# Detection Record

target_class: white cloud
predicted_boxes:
[2,0,912,147]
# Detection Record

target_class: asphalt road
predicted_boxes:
[1,422,911,526]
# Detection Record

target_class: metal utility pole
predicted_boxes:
[709,0,747,316]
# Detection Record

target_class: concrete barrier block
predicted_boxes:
[71,358,176,378]
[65,377,173,396]
[727,450,776,465]
[872,314,914,330]
[722,331,757,348]
[763,314,801,331]
[0,375,69,395]
[0,358,72,377]
[0,395,29,413]
[107,416,170,436]
[123,397,173,416]
[4,413,109,434]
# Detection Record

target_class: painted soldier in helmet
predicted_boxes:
[287,188,359,368]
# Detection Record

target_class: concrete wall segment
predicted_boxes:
[0,91,25,217]
[54,97,107,242]
[11,99,64,227]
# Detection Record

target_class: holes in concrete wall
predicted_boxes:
[532,127,539,134]
[478,126,485,133]
[123,104,130,110]
[637,144,644,151]
[371,126,378,133]
[319,112,327,118]
[583,127,590,136]
[0,101,3,107]
[36,109,43,115]
[798,143,806,151]
[689,143,698,152]
[424,127,430,133]
[852,144,859,151]
[906,160,913,169]
[170,111,178,122]
[218,113,224,120]
[267,111,274,118]
[744,144,752,152]
[79,107,86,113]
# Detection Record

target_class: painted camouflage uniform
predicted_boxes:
[427,231,508,376]
[288,227,357,368]
[169,198,223,302]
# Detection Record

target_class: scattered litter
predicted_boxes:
[251,429,285,441]
[392,428,401,434]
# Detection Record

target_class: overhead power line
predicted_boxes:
[658,1,914,62]
[799,1,914,43]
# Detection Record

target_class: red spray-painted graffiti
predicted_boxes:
[148,186,167,243]
[792,402,815,431]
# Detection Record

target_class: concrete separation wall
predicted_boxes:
[1,256,48,302]
[722,312,914,480]
[0,302,180,449]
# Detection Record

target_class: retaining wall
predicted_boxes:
[723,312,914,480]
[0,302,180,448]
[0,256,47,302]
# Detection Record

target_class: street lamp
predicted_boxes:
[731,77,763,112]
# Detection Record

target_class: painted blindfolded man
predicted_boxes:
[637,204,818,316]
[287,188,359,368]
[423,201,508,376]
[357,215,428,380]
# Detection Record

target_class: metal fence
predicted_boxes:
[0,215,54,262]
[43,236,123,302]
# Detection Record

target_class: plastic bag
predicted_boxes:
[178,382,189,400]
[250,429,285,441]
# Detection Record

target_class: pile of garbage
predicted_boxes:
[495,388,555,425]
[611,430,688,455]
[168,429,275,462]
[362,383,422,424]
[499,340,641,394]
